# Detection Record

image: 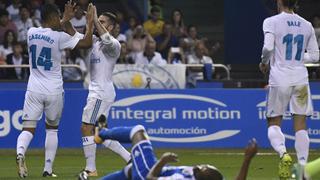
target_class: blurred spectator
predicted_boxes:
[78,0,89,11]
[125,16,138,40]
[0,9,17,44]
[183,25,200,55]
[5,42,29,80]
[154,22,179,60]
[30,0,42,22]
[6,0,21,23]
[62,49,87,81]
[114,23,127,42]
[116,11,129,34]
[167,47,185,64]
[312,14,320,47]
[187,42,213,64]
[44,0,55,5]
[15,6,36,43]
[0,30,17,60]
[0,0,5,10]
[70,5,86,33]
[143,6,164,37]
[117,41,134,64]
[134,40,166,65]
[0,56,5,79]
[127,24,153,56]
[171,9,186,37]
[209,41,222,61]
[187,42,214,83]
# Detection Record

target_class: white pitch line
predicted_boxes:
[197,152,320,156]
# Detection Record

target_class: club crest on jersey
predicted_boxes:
[90,53,100,63]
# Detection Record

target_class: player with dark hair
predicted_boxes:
[64,6,131,177]
[260,0,319,179]
[15,1,94,178]
[78,125,258,180]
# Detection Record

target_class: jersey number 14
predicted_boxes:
[29,45,52,71]
[283,34,304,61]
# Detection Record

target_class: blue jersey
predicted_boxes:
[131,140,195,180]
[159,166,195,180]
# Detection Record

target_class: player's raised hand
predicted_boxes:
[92,5,98,24]
[244,138,258,160]
[62,0,76,22]
[86,3,94,26]
[161,152,179,164]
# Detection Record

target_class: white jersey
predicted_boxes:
[263,12,319,86]
[27,27,80,94]
[77,32,120,101]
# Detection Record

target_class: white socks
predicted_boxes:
[44,129,58,174]
[103,140,131,163]
[268,126,310,164]
[82,136,96,172]
[295,130,309,165]
[16,131,33,156]
[268,125,287,158]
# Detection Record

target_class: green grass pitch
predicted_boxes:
[1,148,320,180]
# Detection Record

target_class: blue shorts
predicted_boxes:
[131,140,157,180]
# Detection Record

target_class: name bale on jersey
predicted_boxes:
[287,21,301,27]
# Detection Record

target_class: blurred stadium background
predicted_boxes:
[0,0,319,179]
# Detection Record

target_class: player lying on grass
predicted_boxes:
[79,125,258,180]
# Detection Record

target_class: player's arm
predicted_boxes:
[92,6,119,57]
[304,25,319,63]
[146,152,179,180]
[260,18,275,74]
[60,0,77,36]
[73,3,94,49]
[235,139,258,180]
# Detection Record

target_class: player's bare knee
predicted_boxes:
[267,116,282,126]
[45,118,59,129]
[22,120,37,134]
[81,123,94,136]
[293,115,306,131]
[131,125,147,144]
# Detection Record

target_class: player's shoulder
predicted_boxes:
[28,27,39,34]
[294,14,313,27]
[263,15,277,26]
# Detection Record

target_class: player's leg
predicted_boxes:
[95,125,146,145]
[96,102,131,163]
[266,86,293,179]
[266,86,291,158]
[81,97,102,176]
[291,85,313,166]
[16,91,44,178]
[96,125,157,179]
[42,93,64,177]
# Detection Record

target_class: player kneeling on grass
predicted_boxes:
[79,124,258,180]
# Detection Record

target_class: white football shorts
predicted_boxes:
[266,85,313,118]
[82,97,113,124]
[22,91,64,126]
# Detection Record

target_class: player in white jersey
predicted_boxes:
[259,0,319,179]
[68,6,131,176]
[15,2,95,178]
[81,125,257,180]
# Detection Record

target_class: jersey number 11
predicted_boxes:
[283,33,304,61]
